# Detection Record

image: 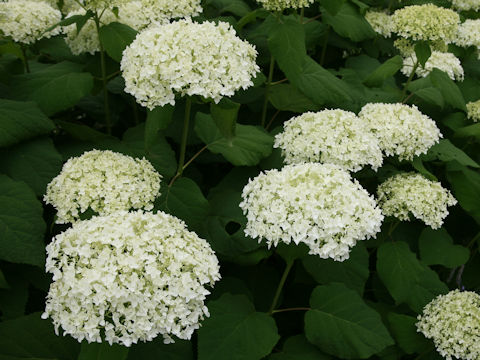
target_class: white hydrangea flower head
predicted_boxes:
[74,0,127,11]
[401,51,464,81]
[377,172,457,229]
[467,99,480,122]
[121,19,259,109]
[365,10,393,38]
[31,0,79,13]
[392,4,460,43]
[455,19,480,49]
[359,103,442,161]
[0,0,61,44]
[274,110,383,172]
[44,150,161,224]
[239,163,384,261]
[417,290,480,360]
[255,0,314,11]
[451,0,480,11]
[63,9,116,55]
[42,210,221,346]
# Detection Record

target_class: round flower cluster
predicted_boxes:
[121,19,259,109]
[63,9,116,55]
[391,4,460,43]
[417,290,480,360]
[377,172,457,229]
[44,150,161,224]
[455,19,480,49]
[467,99,480,122]
[451,0,480,11]
[255,0,314,11]
[42,210,221,346]
[0,0,61,44]
[274,110,383,172]
[365,10,393,38]
[401,51,464,81]
[239,163,384,261]
[359,103,442,161]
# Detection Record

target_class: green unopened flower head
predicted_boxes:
[417,290,480,360]
[392,4,459,43]
[255,0,314,11]
[467,99,480,122]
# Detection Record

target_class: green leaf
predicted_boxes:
[0,271,28,319]
[269,335,332,360]
[302,243,369,295]
[206,0,252,16]
[210,98,240,140]
[321,0,346,15]
[376,241,448,312]
[269,84,320,113]
[322,2,376,42]
[194,112,273,166]
[387,313,431,355]
[99,22,137,62]
[78,342,128,360]
[0,176,46,267]
[414,41,431,68]
[128,339,192,360]
[455,123,480,140]
[45,11,93,33]
[0,270,8,289]
[446,163,480,223]
[145,105,174,152]
[156,177,209,231]
[305,283,394,359]
[421,139,479,168]
[0,137,63,196]
[198,294,279,360]
[363,56,403,87]
[411,157,437,181]
[413,87,444,108]
[429,69,466,111]
[0,99,54,148]
[0,312,80,360]
[419,228,470,268]
[10,62,94,116]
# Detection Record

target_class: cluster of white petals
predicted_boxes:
[0,0,61,44]
[44,150,161,224]
[377,173,457,229]
[33,0,79,13]
[274,110,383,172]
[42,210,221,346]
[401,51,464,81]
[74,0,127,11]
[255,0,314,11]
[121,19,259,109]
[392,4,459,43]
[467,99,480,122]
[365,10,393,38]
[455,19,480,49]
[359,103,442,161]
[239,163,384,261]
[417,290,480,360]
[63,9,116,55]
[451,0,480,11]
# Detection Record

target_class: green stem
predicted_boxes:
[272,307,310,314]
[261,56,275,127]
[268,259,294,315]
[176,97,192,178]
[93,14,112,135]
[401,59,419,102]
[300,7,304,24]
[388,220,400,239]
[21,45,30,73]
[467,232,480,249]
[320,26,330,66]
[169,144,207,187]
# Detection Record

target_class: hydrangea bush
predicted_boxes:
[1,0,480,359]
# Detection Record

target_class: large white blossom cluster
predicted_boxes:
[44,150,161,224]
[391,4,459,43]
[359,103,442,161]
[365,10,393,38]
[455,19,480,49]
[467,99,480,122]
[239,163,384,261]
[401,51,464,81]
[451,0,480,11]
[42,210,221,346]
[0,0,61,44]
[417,290,480,360]
[121,19,259,109]
[255,0,314,11]
[377,173,457,229]
[274,110,383,172]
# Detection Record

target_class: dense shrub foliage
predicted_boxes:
[0,0,479,359]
